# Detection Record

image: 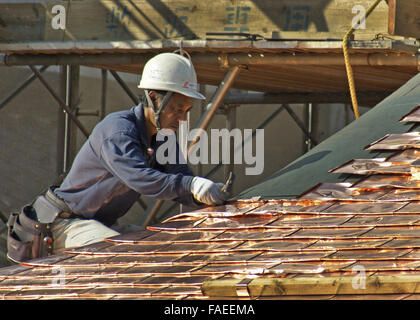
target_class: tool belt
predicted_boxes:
[7,187,78,263]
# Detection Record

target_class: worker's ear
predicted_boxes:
[147,90,160,107]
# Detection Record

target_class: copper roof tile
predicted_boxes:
[206,252,262,264]
[327,248,411,260]
[341,215,420,227]
[213,229,298,241]
[341,261,420,272]
[380,238,420,249]
[399,105,420,122]
[151,286,202,296]
[365,132,420,150]
[329,159,417,175]
[395,201,420,213]
[138,231,224,243]
[191,263,275,275]
[191,216,279,230]
[305,238,391,250]
[247,200,333,214]
[378,188,420,201]
[286,227,373,239]
[268,215,352,227]
[154,241,242,254]
[359,226,420,238]
[268,263,326,274]
[234,240,315,252]
[387,149,420,163]
[299,183,391,201]
[249,251,334,263]
[275,261,356,273]
[353,175,420,189]
[322,201,408,214]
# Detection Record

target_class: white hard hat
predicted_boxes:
[138,52,205,100]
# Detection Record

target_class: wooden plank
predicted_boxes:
[201,278,241,297]
[0,39,416,56]
[0,0,389,42]
[388,0,420,39]
[202,275,420,297]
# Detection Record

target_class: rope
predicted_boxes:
[343,0,383,119]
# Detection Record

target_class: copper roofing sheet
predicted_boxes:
[365,133,420,150]
[329,159,419,175]
[386,149,420,164]
[322,201,408,214]
[400,105,420,122]
[353,175,420,189]
[298,183,391,201]
[4,107,420,299]
[247,200,333,214]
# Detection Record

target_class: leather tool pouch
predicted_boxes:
[7,196,57,263]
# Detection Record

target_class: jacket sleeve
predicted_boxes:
[100,131,194,202]
[167,144,201,208]
[153,133,201,208]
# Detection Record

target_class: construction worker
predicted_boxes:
[7,52,227,262]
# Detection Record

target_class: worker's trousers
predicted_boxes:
[50,217,143,254]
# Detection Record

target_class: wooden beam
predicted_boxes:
[3,52,418,67]
[388,0,420,39]
[202,275,420,297]
[0,0,390,42]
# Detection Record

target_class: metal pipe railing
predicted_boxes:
[188,66,242,152]
[29,65,90,138]
[2,52,418,68]
[109,70,139,105]
[223,91,388,106]
[0,66,49,111]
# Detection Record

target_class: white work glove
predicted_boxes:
[190,177,227,206]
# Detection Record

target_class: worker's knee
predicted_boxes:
[51,218,120,254]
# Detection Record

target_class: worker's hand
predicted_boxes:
[190,177,227,206]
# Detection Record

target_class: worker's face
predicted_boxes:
[157,93,194,131]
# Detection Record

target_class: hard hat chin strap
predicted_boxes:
[144,90,173,131]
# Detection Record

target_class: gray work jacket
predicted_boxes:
[54,104,196,226]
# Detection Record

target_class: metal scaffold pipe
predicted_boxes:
[0,54,6,66]
[29,65,90,138]
[1,52,418,68]
[188,65,242,153]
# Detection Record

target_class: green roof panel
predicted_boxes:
[237,73,420,200]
